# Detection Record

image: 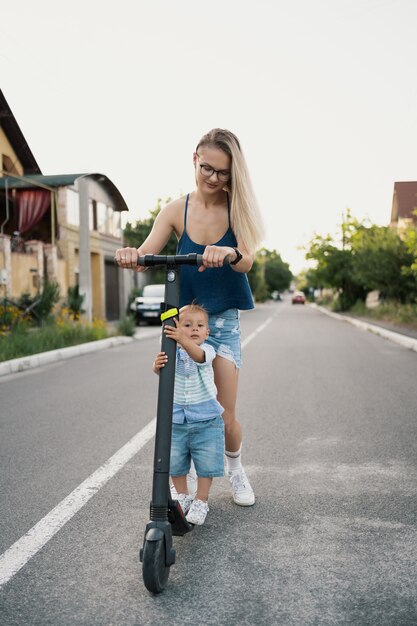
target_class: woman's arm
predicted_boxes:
[115,199,181,270]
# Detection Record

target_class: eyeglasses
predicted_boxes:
[196,153,231,183]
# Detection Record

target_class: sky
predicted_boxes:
[1,0,416,274]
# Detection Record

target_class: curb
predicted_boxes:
[311,304,417,353]
[0,329,161,378]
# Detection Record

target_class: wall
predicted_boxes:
[0,128,24,176]
[56,258,68,298]
[10,251,40,298]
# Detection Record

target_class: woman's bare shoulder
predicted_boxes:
[162,196,186,213]
[159,196,186,234]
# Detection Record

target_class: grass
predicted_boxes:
[348,300,417,329]
[0,319,112,362]
[0,298,139,362]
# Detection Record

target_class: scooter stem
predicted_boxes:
[150,264,179,516]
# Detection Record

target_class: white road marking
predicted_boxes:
[241,317,273,349]
[0,310,274,587]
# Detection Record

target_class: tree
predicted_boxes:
[350,224,415,302]
[403,211,417,286]
[247,254,268,302]
[247,249,292,302]
[305,220,366,310]
[123,197,177,254]
[304,211,417,309]
[263,249,293,293]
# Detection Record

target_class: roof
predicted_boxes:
[0,90,42,175]
[0,173,129,212]
[391,181,417,222]
[0,173,84,189]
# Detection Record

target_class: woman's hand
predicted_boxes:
[152,351,168,374]
[115,247,145,272]
[198,245,235,272]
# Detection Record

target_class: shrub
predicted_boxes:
[35,281,61,324]
[0,317,111,362]
[117,315,136,337]
[254,280,270,303]
[66,285,85,320]
[126,287,141,315]
[0,301,26,333]
[16,282,61,326]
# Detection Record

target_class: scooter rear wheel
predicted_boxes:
[142,538,170,594]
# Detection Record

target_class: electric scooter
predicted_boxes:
[137,253,206,594]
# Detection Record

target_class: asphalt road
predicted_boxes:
[1,300,417,626]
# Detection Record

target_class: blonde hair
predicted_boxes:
[179,302,208,322]
[196,128,264,254]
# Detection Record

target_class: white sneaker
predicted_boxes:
[186,498,209,525]
[176,493,193,514]
[228,468,255,506]
[186,461,198,498]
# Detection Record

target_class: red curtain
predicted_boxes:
[17,189,51,233]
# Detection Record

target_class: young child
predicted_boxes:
[152,303,225,525]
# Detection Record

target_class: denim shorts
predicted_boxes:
[170,415,225,478]
[206,308,242,369]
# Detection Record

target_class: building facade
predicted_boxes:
[0,90,132,321]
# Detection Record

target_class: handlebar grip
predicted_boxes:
[137,253,205,267]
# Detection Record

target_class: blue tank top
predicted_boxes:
[176,194,254,314]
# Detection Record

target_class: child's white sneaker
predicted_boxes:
[176,493,193,514]
[186,498,209,525]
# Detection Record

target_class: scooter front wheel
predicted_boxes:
[142,538,170,594]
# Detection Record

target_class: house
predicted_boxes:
[390,181,417,234]
[0,89,132,321]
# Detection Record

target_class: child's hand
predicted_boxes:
[163,318,184,344]
[152,351,168,374]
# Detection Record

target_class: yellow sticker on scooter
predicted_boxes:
[160,308,179,322]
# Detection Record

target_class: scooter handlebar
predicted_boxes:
[136,253,231,267]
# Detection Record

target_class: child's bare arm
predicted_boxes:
[152,351,168,374]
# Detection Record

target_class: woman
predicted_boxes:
[116,128,264,506]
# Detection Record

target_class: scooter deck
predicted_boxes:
[168,498,194,536]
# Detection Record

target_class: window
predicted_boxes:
[91,199,98,230]
[110,209,122,238]
[97,202,107,232]
[96,202,121,237]
[66,189,79,226]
